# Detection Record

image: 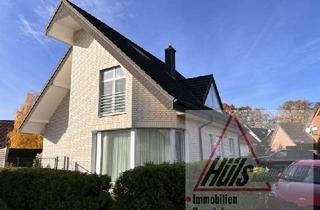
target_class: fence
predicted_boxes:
[0,148,8,168]
[37,156,91,173]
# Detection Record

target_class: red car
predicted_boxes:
[268,160,320,210]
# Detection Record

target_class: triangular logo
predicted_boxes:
[193,112,271,192]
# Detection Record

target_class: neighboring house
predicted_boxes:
[0,120,14,167]
[305,104,320,142]
[270,123,314,151]
[235,126,273,157]
[20,0,242,180]
[250,128,273,145]
[249,127,273,155]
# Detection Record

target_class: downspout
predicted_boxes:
[173,98,212,161]
[199,121,212,161]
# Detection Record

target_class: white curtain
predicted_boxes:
[135,129,170,166]
[175,130,185,162]
[101,130,130,181]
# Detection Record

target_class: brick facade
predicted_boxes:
[310,108,320,141]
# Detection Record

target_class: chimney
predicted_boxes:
[165,45,176,78]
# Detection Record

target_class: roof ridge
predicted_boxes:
[184,74,213,80]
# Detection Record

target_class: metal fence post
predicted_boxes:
[66,157,69,171]
[63,156,66,170]
[54,156,59,169]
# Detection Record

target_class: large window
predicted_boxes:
[135,129,170,166]
[101,130,130,181]
[100,66,126,116]
[205,85,220,110]
[96,128,185,180]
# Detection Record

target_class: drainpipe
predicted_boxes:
[199,121,212,161]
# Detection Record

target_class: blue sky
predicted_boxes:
[0,0,320,120]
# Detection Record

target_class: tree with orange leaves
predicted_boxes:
[8,92,43,149]
[278,100,313,124]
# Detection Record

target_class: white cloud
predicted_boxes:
[17,0,130,51]
[18,15,47,46]
[17,15,54,57]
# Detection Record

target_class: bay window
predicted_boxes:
[135,129,170,165]
[101,130,131,181]
[95,128,185,180]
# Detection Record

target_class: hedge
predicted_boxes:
[113,162,185,210]
[0,168,112,210]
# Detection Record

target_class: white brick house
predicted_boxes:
[20,0,243,180]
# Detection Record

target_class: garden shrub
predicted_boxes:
[113,162,185,210]
[0,168,112,210]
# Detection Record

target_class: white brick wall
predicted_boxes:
[132,77,179,128]
[185,117,240,162]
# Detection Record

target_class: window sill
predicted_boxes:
[99,112,126,118]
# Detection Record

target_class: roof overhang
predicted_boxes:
[47,0,174,109]
[20,48,72,134]
[46,2,82,45]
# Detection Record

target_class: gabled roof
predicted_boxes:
[21,0,225,133]
[182,75,212,103]
[278,122,314,144]
[64,0,222,110]
[0,120,14,149]
[306,103,320,127]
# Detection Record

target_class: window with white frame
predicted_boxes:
[229,138,235,154]
[210,134,222,156]
[100,66,126,115]
[95,128,187,180]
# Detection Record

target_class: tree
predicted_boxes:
[277,100,313,124]
[223,103,274,129]
[222,103,236,113]
[8,92,43,149]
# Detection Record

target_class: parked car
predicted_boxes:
[258,149,318,169]
[268,160,320,210]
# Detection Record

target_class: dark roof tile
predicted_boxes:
[67,1,220,110]
[0,120,14,149]
[279,123,314,143]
